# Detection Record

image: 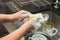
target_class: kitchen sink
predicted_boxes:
[3,10,60,40]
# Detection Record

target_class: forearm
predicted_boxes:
[0,10,30,23]
[0,13,24,23]
[0,14,12,23]
[0,20,34,40]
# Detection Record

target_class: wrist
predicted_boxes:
[8,14,16,22]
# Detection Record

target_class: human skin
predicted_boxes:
[0,19,34,40]
[0,10,30,23]
[0,10,34,40]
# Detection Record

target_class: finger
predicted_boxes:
[20,10,31,14]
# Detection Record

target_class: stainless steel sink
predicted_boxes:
[3,10,60,40]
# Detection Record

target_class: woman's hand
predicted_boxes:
[9,10,31,22]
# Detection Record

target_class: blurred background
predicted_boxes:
[0,0,60,40]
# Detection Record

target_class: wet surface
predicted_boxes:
[3,10,60,40]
